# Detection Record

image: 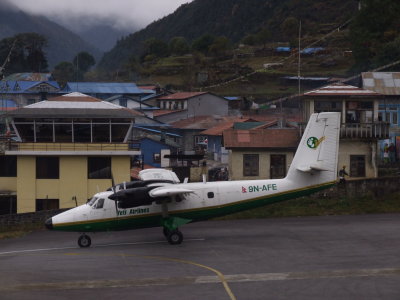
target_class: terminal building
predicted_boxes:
[0,92,141,214]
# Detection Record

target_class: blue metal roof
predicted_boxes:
[0,80,60,93]
[276,47,291,52]
[0,99,17,108]
[224,96,241,101]
[134,125,181,137]
[63,82,154,95]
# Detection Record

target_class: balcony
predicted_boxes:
[1,142,141,156]
[299,122,390,140]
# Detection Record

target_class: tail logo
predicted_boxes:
[307,136,325,149]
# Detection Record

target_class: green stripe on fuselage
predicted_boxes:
[52,181,335,232]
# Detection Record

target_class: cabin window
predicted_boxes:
[0,195,16,215]
[243,154,259,176]
[87,197,98,206]
[93,198,104,209]
[88,157,111,179]
[0,156,17,177]
[207,192,214,198]
[36,157,59,179]
[350,155,366,177]
[36,198,59,211]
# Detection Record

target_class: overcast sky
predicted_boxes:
[11,0,193,31]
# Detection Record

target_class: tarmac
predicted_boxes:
[0,214,400,300]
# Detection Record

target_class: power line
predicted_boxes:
[199,18,354,91]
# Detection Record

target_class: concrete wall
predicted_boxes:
[338,140,376,178]
[0,155,132,213]
[229,150,295,180]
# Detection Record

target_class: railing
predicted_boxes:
[299,122,390,140]
[3,142,140,152]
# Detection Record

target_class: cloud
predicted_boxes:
[10,0,192,30]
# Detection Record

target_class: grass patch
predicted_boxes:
[217,192,400,220]
[0,222,44,240]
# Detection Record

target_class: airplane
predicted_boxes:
[45,112,340,247]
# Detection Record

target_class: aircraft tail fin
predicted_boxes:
[286,112,340,185]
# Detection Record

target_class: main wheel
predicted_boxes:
[167,230,183,245]
[78,234,91,248]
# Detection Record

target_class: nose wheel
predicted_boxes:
[78,234,92,248]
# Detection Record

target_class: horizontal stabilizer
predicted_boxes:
[150,187,194,198]
[297,162,330,173]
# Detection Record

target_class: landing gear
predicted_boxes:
[163,228,183,245]
[78,234,91,248]
[161,215,191,245]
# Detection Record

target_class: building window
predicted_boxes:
[27,99,36,105]
[392,112,398,125]
[153,153,161,163]
[0,156,17,177]
[0,196,17,215]
[270,154,286,179]
[36,199,59,211]
[36,157,59,179]
[119,98,128,107]
[350,155,365,177]
[243,154,259,176]
[88,157,111,179]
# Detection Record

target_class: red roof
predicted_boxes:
[157,92,207,101]
[223,128,300,149]
[200,118,251,136]
[170,115,242,130]
[152,109,185,117]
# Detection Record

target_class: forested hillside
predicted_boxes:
[99,0,358,71]
[0,2,101,68]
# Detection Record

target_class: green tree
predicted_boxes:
[281,17,299,42]
[142,38,169,61]
[0,33,48,75]
[350,0,400,70]
[255,28,271,48]
[169,37,190,56]
[73,51,96,73]
[191,34,215,55]
[242,34,257,46]
[209,36,231,58]
[52,61,75,86]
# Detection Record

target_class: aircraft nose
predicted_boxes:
[45,218,53,230]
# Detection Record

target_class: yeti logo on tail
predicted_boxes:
[307,136,325,149]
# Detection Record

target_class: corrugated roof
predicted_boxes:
[157,92,208,100]
[304,83,382,97]
[171,116,246,130]
[0,80,60,93]
[49,92,101,102]
[223,128,300,149]
[63,82,153,95]
[362,72,400,95]
[200,118,249,136]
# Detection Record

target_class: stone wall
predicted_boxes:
[0,208,68,229]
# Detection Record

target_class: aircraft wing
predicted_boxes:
[149,187,195,198]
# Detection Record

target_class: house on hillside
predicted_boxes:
[0,92,140,214]
[0,80,61,107]
[223,127,300,180]
[362,72,400,160]
[302,83,389,178]
[106,95,159,118]
[154,92,231,123]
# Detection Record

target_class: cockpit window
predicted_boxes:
[93,198,105,209]
[87,197,98,206]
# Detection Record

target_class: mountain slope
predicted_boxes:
[0,2,101,68]
[98,0,358,71]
